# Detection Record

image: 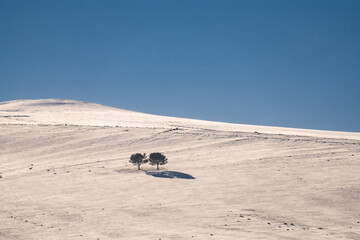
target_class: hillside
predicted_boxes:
[1,99,360,240]
[1,99,359,140]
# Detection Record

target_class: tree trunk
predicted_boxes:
[157,163,159,170]
[138,163,140,170]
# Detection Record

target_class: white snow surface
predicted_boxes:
[1,99,359,140]
[1,99,360,240]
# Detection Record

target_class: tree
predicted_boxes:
[148,152,168,170]
[129,153,148,170]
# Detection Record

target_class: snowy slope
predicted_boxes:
[1,99,360,240]
[1,99,359,140]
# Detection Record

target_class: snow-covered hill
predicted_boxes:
[1,99,359,240]
[1,99,359,140]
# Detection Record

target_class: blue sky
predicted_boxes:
[1,0,359,132]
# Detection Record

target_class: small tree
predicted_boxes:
[148,152,168,170]
[129,153,148,170]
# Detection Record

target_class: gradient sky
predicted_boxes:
[1,0,359,132]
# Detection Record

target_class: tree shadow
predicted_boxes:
[145,171,195,179]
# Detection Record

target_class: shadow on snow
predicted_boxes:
[145,171,195,179]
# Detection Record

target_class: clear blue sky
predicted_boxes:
[1,0,359,132]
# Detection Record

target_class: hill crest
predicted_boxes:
[1,99,359,140]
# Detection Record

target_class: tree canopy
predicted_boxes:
[148,152,168,170]
[129,153,148,170]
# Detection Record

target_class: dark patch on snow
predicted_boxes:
[146,171,195,179]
